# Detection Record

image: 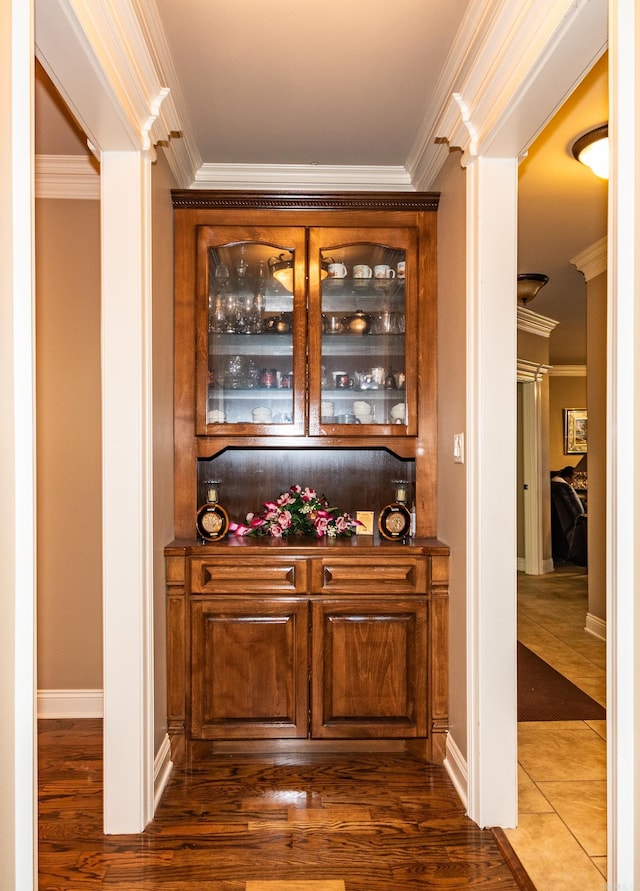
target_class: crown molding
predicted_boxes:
[406,0,499,187]
[517,306,559,338]
[37,0,604,192]
[570,236,607,281]
[414,0,606,180]
[35,154,100,199]
[35,0,177,155]
[549,364,587,377]
[517,359,552,382]
[130,0,201,186]
[72,0,178,151]
[192,163,414,192]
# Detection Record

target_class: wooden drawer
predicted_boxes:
[190,556,308,595]
[310,556,427,595]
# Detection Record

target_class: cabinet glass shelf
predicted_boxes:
[210,333,293,358]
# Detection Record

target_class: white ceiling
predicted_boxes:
[34,0,608,365]
[152,0,470,168]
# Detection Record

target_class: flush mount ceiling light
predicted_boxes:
[572,124,609,179]
[517,273,549,307]
[269,253,329,293]
[269,253,295,292]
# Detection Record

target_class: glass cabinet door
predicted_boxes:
[196,227,307,435]
[307,228,418,436]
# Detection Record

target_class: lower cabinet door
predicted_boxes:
[191,599,309,739]
[310,598,428,739]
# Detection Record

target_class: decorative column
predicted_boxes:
[571,237,607,638]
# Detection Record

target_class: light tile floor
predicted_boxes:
[505,566,608,891]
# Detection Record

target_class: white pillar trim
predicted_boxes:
[465,156,519,828]
[606,0,640,884]
[521,380,546,576]
[1,1,37,887]
[101,151,155,833]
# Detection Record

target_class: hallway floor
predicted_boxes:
[505,566,607,891]
[38,721,526,890]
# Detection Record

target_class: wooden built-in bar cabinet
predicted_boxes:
[166,191,449,763]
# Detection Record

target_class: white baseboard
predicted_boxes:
[585,612,606,641]
[443,732,468,810]
[37,689,103,718]
[517,557,555,574]
[38,690,174,812]
[154,733,173,811]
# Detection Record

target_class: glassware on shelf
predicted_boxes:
[222,355,258,390]
[223,293,240,333]
[209,264,232,333]
[213,264,231,294]
[251,260,267,333]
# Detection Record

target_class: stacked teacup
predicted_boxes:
[353,399,374,424]
[390,402,406,424]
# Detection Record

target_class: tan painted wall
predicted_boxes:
[434,151,467,760]
[518,328,550,365]
[548,374,587,471]
[36,197,103,690]
[35,153,177,753]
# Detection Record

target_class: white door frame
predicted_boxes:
[2,1,37,887]
[606,0,640,880]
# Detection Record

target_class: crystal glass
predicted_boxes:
[207,241,296,426]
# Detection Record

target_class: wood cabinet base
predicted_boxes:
[166,538,449,764]
[176,736,444,763]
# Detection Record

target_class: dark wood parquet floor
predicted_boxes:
[38,719,530,891]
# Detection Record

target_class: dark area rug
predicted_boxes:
[517,642,606,722]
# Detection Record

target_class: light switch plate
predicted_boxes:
[453,433,464,464]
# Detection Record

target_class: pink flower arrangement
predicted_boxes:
[231,484,359,539]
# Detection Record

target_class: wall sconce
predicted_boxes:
[572,125,609,179]
[517,273,549,307]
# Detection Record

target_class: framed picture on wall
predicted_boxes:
[564,408,588,454]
